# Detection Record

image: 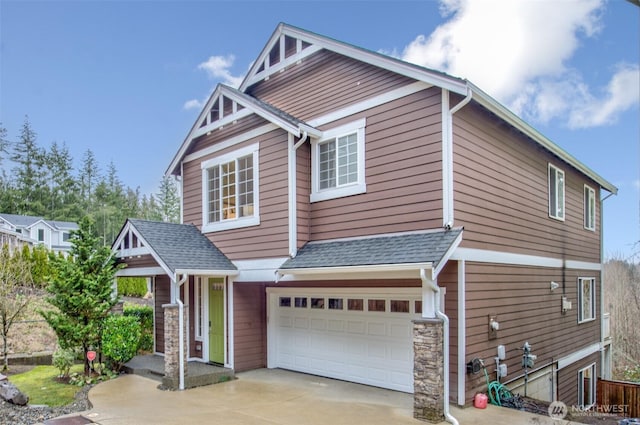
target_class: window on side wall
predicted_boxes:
[201,143,259,232]
[578,363,596,408]
[578,277,595,323]
[37,229,45,242]
[548,164,565,221]
[584,185,596,231]
[311,118,366,202]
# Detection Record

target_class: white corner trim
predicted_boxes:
[441,89,454,228]
[557,342,601,370]
[457,259,466,406]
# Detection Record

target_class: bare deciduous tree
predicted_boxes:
[0,244,34,371]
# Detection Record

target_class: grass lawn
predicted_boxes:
[9,364,85,407]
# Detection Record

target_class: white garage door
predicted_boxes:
[268,289,421,393]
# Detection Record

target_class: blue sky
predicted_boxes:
[1,0,638,259]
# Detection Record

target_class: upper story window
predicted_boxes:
[584,185,596,231]
[578,277,595,323]
[201,143,260,233]
[548,164,565,221]
[62,232,70,242]
[37,228,45,242]
[311,118,366,203]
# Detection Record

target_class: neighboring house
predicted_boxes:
[112,23,616,420]
[0,213,78,254]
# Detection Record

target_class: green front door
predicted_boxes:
[208,279,224,364]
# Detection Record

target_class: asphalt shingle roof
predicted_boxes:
[280,228,462,270]
[127,219,236,273]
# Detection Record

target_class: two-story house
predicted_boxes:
[0,213,78,254]
[112,23,616,421]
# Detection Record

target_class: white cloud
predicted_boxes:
[197,54,243,88]
[183,99,203,111]
[400,0,638,127]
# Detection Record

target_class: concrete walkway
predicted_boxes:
[73,369,577,425]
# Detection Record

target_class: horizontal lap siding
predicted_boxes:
[464,262,600,404]
[118,254,159,269]
[187,115,267,156]
[453,104,601,262]
[558,352,599,406]
[310,88,443,241]
[154,275,171,354]
[248,50,415,121]
[233,283,267,371]
[182,129,290,260]
[439,262,459,402]
[296,145,311,249]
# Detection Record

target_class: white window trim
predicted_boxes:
[548,163,565,221]
[310,118,366,203]
[578,277,596,324]
[194,277,204,341]
[201,143,260,233]
[578,362,596,408]
[584,184,596,231]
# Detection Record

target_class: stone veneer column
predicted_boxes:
[163,303,188,389]
[413,318,445,423]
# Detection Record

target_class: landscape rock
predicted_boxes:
[0,380,29,406]
[0,374,7,382]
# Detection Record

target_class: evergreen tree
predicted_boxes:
[46,141,78,220]
[41,216,121,375]
[157,176,180,223]
[79,149,99,213]
[11,117,47,215]
[0,124,8,167]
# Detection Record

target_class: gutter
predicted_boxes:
[420,268,459,425]
[599,191,614,379]
[176,273,188,390]
[288,131,309,258]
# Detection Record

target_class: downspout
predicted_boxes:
[288,131,308,258]
[176,273,188,390]
[599,191,614,379]
[421,268,459,425]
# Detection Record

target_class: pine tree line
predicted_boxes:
[0,117,180,246]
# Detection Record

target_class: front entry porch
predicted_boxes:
[123,354,235,389]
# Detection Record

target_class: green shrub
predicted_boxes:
[124,304,154,352]
[117,277,147,297]
[52,347,76,378]
[102,315,141,371]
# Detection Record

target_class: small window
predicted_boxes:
[549,164,565,220]
[578,363,596,407]
[311,119,366,203]
[62,232,70,242]
[578,278,595,323]
[584,185,596,231]
[37,228,45,242]
[279,297,291,307]
[391,300,410,313]
[311,298,325,309]
[368,299,386,312]
[328,298,343,310]
[348,299,363,311]
[294,297,307,308]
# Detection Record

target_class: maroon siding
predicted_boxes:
[439,262,459,402]
[182,128,290,260]
[233,283,267,371]
[464,262,601,403]
[558,352,600,406]
[309,87,443,241]
[154,275,171,354]
[248,50,416,122]
[453,102,601,262]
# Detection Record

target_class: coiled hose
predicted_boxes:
[483,364,513,406]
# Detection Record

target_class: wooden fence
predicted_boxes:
[597,378,640,418]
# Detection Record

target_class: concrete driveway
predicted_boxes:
[78,369,577,425]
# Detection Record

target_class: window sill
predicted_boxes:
[202,216,260,233]
[310,183,366,203]
[577,317,596,324]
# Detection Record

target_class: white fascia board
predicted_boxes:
[111,221,133,252]
[115,246,151,258]
[279,25,468,96]
[278,262,433,276]
[116,266,166,277]
[125,225,174,278]
[468,82,617,195]
[167,85,224,176]
[26,219,55,230]
[452,247,602,271]
[565,260,602,271]
[233,257,289,282]
[557,342,601,370]
[174,268,239,277]
[432,229,463,279]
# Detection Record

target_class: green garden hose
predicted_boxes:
[483,364,513,406]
